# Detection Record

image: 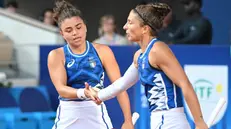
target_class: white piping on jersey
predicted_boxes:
[140,38,157,59]
[67,41,90,57]
[173,84,177,107]
[159,73,169,110]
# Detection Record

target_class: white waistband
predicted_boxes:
[59,100,103,107]
[151,107,185,116]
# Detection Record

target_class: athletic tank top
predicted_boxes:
[61,41,104,101]
[137,38,183,112]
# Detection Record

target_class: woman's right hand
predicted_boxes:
[84,82,102,104]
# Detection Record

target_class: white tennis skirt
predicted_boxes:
[150,107,191,129]
[52,100,113,129]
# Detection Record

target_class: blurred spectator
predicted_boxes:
[40,8,57,27]
[0,32,17,78]
[171,0,212,44]
[93,14,129,45]
[5,0,18,13]
[158,11,181,44]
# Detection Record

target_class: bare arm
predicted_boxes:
[98,44,132,122]
[150,42,205,124]
[96,49,140,102]
[47,49,82,99]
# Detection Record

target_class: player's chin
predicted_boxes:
[71,40,83,47]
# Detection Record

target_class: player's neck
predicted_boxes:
[140,36,156,53]
[69,41,87,55]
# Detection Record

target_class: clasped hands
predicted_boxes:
[84,82,102,105]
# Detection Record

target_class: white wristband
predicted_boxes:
[77,88,87,99]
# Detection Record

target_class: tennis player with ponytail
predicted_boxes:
[48,0,133,129]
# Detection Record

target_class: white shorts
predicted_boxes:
[52,100,113,129]
[150,107,191,129]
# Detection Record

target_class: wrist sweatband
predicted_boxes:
[77,88,87,99]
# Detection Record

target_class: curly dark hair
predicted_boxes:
[53,0,85,27]
[133,2,171,36]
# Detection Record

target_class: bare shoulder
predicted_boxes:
[92,42,117,67]
[48,47,65,62]
[92,42,112,55]
[151,41,172,55]
[149,41,176,66]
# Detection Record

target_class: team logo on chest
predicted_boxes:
[88,56,96,68]
[67,59,75,68]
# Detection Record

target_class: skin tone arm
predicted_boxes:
[47,48,94,99]
[149,41,208,129]
[85,49,141,104]
[93,44,133,128]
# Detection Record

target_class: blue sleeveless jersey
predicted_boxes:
[137,38,183,112]
[60,41,104,101]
